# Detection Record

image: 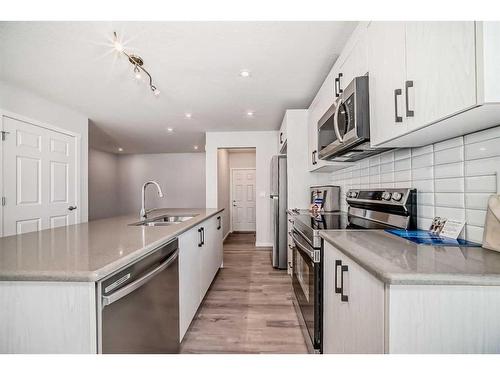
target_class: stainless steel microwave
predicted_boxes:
[317,75,390,162]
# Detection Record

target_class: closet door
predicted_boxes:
[2,115,77,236]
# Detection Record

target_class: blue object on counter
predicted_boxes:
[385,229,482,247]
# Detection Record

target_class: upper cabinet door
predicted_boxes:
[366,22,407,146]
[405,22,477,131]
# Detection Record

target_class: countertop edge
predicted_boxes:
[0,208,224,283]
[319,230,500,287]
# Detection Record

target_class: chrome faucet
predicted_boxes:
[140,181,164,220]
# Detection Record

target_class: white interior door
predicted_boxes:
[2,115,78,236]
[231,168,256,232]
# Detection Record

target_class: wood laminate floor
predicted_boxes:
[180,232,308,354]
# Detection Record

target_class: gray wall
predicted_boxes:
[88,149,120,220]
[0,80,89,222]
[89,151,206,219]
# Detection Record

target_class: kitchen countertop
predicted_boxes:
[0,208,223,282]
[320,230,500,286]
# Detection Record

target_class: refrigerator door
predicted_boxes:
[270,155,287,269]
[270,155,279,197]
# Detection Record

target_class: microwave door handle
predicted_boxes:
[333,99,343,143]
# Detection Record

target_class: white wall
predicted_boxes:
[117,153,206,215]
[88,149,120,220]
[0,80,89,222]
[229,150,256,169]
[217,149,231,238]
[330,126,500,243]
[206,131,278,247]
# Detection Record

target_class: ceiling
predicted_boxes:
[0,21,357,154]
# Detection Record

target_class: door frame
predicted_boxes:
[229,167,256,233]
[0,109,82,237]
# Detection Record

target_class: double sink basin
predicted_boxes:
[130,214,196,227]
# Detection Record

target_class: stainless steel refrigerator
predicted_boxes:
[270,155,287,269]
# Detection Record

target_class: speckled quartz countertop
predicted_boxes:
[0,208,223,282]
[320,230,500,286]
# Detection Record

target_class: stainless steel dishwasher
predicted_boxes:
[98,238,179,353]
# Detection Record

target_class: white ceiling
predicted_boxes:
[0,21,357,154]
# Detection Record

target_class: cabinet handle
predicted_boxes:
[334,260,342,293]
[338,73,343,94]
[312,150,317,165]
[280,132,283,144]
[198,228,203,247]
[405,80,414,118]
[201,227,205,246]
[394,88,403,123]
[334,77,340,98]
[217,216,221,230]
[340,264,349,302]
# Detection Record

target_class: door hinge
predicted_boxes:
[1,131,9,141]
[1,197,5,206]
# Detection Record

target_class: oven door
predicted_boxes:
[291,230,321,352]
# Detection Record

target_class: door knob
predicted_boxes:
[68,206,77,211]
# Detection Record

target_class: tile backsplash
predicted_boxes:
[330,126,500,243]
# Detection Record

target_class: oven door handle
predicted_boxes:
[334,259,342,294]
[292,231,316,261]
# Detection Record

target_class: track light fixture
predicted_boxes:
[113,32,160,97]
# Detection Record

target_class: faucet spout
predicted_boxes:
[140,180,164,220]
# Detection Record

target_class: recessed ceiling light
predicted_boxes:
[246,111,254,117]
[185,113,192,119]
[194,145,199,150]
[118,147,123,152]
[167,128,174,133]
[239,70,251,78]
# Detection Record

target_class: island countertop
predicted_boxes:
[0,208,223,282]
[320,229,500,286]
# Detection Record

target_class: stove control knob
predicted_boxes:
[392,192,403,201]
[351,191,358,198]
[382,192,392,201]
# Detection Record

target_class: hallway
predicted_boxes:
[180,233,308,354]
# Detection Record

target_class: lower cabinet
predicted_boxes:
[323,241,385,354]
[179,213,223,341]
[323,240,500,354]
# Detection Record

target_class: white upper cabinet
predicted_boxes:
[404,22,476,130]
[369,21,500,147]
[278,115,287,153]
[366,22,408,146]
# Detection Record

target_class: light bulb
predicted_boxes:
[118,147,123,152]
[194,145,199,150]
[113,41,124,52]
[133,66,142,81]
[240,70,251,78]
[153,87,161,97]
[167,128,173,132]
[185,113,192,119]
[246,111,254,117]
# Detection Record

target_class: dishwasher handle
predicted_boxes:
[102,249,179,307]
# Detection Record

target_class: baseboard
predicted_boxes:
[223,231,231,242]
[255,242,273,247]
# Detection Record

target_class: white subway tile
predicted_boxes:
[394,181,411,188]
[465,137,500,160]
[412,179,434,192]
[380,172,394,183]
[412,152,434,168]
[435,206,466,221]
[380,162,394,173]
[434,136,464,151]
[359,167,370,177]
[465,193,493,210]
[369,165,380,176]
[394,169,412,182]
[360,175,369,184]
[435,177,464,193]
[464,157,500,176]
[359,159,370,168]
[394,157,411,171]
[434,146,464,165]
[466,209,487,227]
[434,162,464,179]
[465,225,484,243]
[434,193,465,208]
[465,175,497,193]
[465,126,500,144]
[412,166,434,180]
[417,192,434,206]
[412,144,434,157]
[380,151,395,164]
[418,217,433,230]
[394,148,412,160]
[369,174,380,184]
[418,205,435,219]
[369,155,381,167]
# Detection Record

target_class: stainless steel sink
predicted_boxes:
[130,215,196,227]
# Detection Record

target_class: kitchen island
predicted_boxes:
[320,229,500,353]
[0,208,224,353]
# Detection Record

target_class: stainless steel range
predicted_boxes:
[290,188,416,353]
